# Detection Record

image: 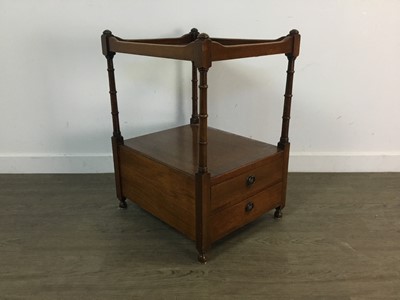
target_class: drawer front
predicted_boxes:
[211,154,283,210]
[210,182,282,242]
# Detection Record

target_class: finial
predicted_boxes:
[289,29,299,35]
[197,33,209,40]
[190,28,199,40]
[103,30,112,36]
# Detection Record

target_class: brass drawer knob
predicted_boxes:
[246,175,256,186]
[245,201,254,212]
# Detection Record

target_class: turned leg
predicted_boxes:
[195,63,211,264]
[274,206,283,219]
[103,31,127,211]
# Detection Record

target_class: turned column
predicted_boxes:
[101,30,127,209]
[278,55,296,149]
[194,33,212,263]
[197,67,209,174]
[278,29,300,149]
[276,29,300,217]
[190,28,199,125]
[195,66,210,263]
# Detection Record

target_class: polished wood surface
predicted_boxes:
[119,146,196,240]
[211,154,283,210]
[121,124,285,254]
[102,28,300,262]
[210,182,282,241]
[102,29,299,67]
[2,173,399,298]
[123,125,279,178]
[210,36,292,61]
[102,30,126,208]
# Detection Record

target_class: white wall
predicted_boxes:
[1,0,399,173]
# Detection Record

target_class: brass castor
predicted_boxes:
[197,253,207,264]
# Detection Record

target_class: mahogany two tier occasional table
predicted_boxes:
[101,28,300,263]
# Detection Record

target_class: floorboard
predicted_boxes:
[0,173,399,299]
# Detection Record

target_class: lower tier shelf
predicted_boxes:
[123,125,279,180]
[117,124,285,242]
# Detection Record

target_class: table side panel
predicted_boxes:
[211,37,292,61]
[119,145,196,240]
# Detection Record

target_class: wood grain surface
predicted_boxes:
[119,145,196,240]
[0,173,399,299]
[123,125,279,178]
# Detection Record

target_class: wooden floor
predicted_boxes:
[0,173,399,299]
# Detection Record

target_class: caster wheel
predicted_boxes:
[197,253,207,264]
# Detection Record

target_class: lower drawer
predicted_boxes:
[211,153,283,210]
[210,182,282,242]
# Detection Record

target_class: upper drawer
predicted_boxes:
[211,153,283,211]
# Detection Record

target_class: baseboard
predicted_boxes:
[0,154,113,173]
[289,152,400,172]
[0,152,399,173]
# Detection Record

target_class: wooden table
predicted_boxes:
[101,28,300,263]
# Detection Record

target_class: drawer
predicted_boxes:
[210,182,282,242]
[211,154,283,210]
